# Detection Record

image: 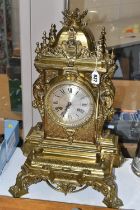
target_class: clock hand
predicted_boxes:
[61,102,72,117]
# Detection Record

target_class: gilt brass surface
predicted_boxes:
[9,9,123,208]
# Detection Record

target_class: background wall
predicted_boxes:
[20,0,65,137]
[69,0,140,111]
[70,0,140,47]
[30,0,65,125]
[11,0,20,49]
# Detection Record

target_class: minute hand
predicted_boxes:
[61,102,72,117]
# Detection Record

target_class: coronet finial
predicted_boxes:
[61,8,88,27]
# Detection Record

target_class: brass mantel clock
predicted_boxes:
[9,9,123,208]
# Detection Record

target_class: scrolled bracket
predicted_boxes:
[9,167,42,198]
[92,176,123,208]
[32,72,45,121]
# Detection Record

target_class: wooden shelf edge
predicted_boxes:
[0,195,116,210]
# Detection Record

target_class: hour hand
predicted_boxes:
[61,107,67,117]
[61,110,66,117]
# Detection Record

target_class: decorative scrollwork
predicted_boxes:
[32,73,45,120]
[92,177,123,208]
[9,166,42,198]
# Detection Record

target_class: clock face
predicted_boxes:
[46,81,94,128]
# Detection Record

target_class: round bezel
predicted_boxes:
[45,80,95,128]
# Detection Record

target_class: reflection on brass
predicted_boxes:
[132,123,140,176]
[9,9,123,208]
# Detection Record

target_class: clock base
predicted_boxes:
[9,124,123,208]
[22,122,43,156]
[22,123,123,167]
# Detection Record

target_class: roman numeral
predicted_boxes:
[68,87,72,93]
[82,103,87,107]
[55,107,63,111]
[80,96,86,100]
[60,89,65,94]
[54,94,60,98]
[53,101,58,105]
[77,108,84,113]
[75,90,79,95]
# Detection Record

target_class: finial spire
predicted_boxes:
[61,8,88,27]
[48,24,57,45]
[96,27,107,59]
[35,42,41,59]
[99,27,107,55]
[42,31,47,47]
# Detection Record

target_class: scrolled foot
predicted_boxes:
[9,158,44,198]
[92,177,123,208]
[9,185,28,198]
[103,196,123,208]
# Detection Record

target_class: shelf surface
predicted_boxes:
[0,195,115,210]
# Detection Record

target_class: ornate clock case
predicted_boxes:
[9,9,123,208]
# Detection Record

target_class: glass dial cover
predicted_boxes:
[46,82,94,128]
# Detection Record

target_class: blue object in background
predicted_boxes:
[0,119,19,174]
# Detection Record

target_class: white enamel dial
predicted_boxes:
[46,82,94,128]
